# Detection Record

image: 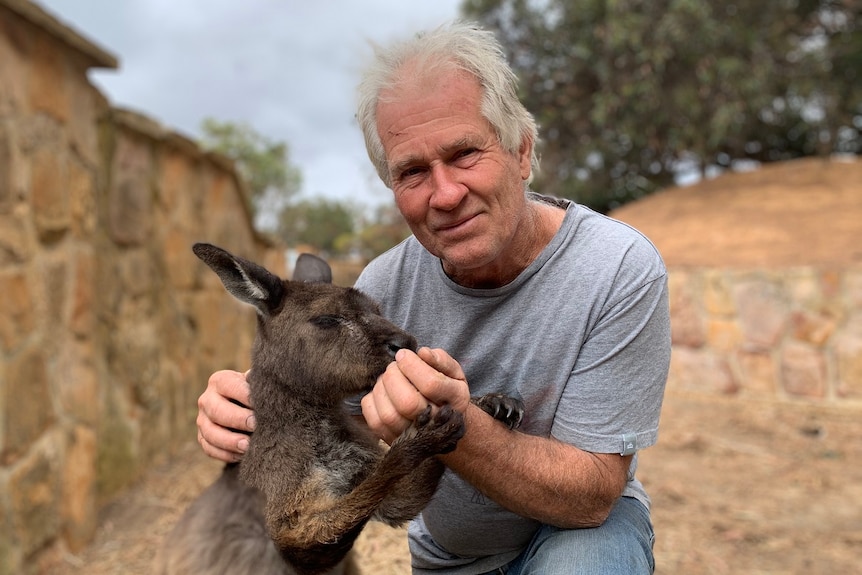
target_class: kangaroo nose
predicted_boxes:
[387,332,418,358]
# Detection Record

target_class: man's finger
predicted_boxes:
[210,369,253,408]
[397,348,470,411]
[197,411,250,457]
[418,347,465,380]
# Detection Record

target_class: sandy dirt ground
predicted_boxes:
[43,157,862,574]
[43,391,862,575]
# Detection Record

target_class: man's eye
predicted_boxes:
[400,166,424,179]
[311,315,342,329]
[453,148,479,163]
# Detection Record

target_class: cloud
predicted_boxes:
[37,0,462,206]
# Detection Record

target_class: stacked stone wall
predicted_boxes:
[668,267,862,402]
[0,2,284,572]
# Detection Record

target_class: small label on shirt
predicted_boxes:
[620,433,638,456]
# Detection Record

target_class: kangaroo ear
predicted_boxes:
[193,243,284,316]
[293,253,332,284]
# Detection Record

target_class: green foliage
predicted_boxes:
[279,199,411,259]
[463,0,861,212]
[353,203,412,260]
[199,118,302,225]
[279,198,357,255]
[197,119,410,257]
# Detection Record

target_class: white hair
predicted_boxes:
[356,21,539,188]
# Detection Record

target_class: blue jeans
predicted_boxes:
[487,497,655,575]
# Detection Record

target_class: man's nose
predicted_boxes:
[428,164,467,210]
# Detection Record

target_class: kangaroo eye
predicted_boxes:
[311,315,343,329]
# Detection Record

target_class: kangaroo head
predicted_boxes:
[192,243,417,405]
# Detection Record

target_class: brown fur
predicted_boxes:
[159,244,522,575]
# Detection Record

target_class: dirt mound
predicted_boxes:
[610,156,862,268]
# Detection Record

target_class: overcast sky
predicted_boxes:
[37,0,463,213]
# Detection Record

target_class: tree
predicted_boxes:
[463,0,861,212]
[278,198,357,256]
[353,203,412,261]
[199,118,302,229]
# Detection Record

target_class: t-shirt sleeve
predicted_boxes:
[550,267,671,455]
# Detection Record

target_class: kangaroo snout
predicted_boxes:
[386,332,418,358]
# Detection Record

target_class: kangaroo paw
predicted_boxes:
[394,405,465,462]
[472,393,524,430]
[428,404,466,454]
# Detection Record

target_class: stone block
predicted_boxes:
[784,268,824,307]
[27,33,69,122]
[37,255,68,349]
[835,314,862,399]
[107,247,154,300]
[790,309,838,347]
[8,439,60,558]
[780,342,827,399]
[193,290,255,368]
[819,269,842,299]
[96,388,140,502]
[68,159,97,238]
[703,270,736,316]
[736,350,779,396]
[0,122,12,210]
[844,269,862,309]
[668,271,705,347]
[70,248,95,337]
[159,149,200,219]
[1,345,54,464]
[0,209,33,265]
[734,277,788,350]
[0,496,24,575]
[0,9,29,116]
[108,133,153,246]
[163,226,197,290]
[55,340,99,425]
[0,270,33,353]
[61,425,97,552]
[30,146,70,240]
[66,74,103,168]
[706,318,742,352]
[668,347,738,395]
[109,323,161,411]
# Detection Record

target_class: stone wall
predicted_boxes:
[667,267,862,402]
[0,2,285,572]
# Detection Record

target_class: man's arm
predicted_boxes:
[442,402,631,527]
[361,347,632,528]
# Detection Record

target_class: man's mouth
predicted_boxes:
[433,213,479,234]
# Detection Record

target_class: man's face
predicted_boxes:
[375,68,533,282]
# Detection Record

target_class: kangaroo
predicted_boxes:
[159,243,523,575]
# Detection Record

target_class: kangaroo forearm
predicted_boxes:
[374,458,445,525]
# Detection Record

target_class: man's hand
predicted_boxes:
[197,369,256,462]
[361,347,471,445]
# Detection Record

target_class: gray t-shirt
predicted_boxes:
[353,195,670,573]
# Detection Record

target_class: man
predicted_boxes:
[197,21,670,574]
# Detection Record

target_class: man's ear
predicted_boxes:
[518,134,534,182]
